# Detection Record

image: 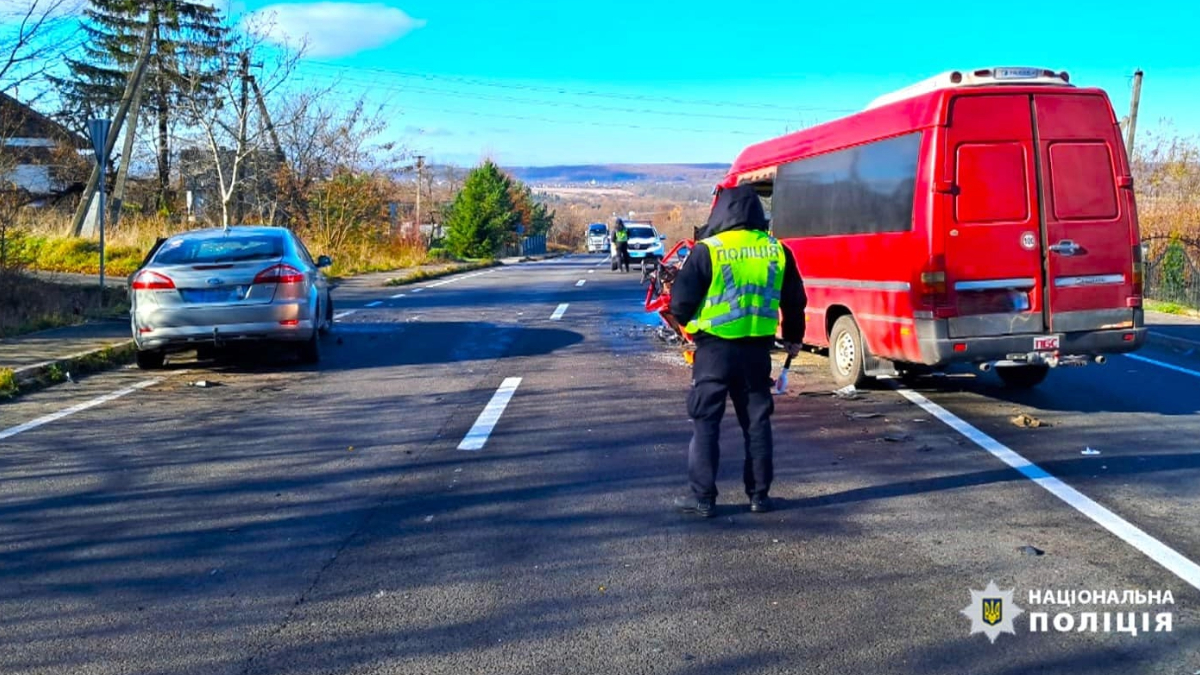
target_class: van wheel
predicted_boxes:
[136,349,165,370]
[829,315,867,388]
[996,364,1049,388]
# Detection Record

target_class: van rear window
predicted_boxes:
[1048,142,1119,221]
[955,143,1029,223]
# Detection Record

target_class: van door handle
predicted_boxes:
[1049,240,1081,256]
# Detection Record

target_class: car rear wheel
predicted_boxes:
[996,364,1049,388]
[136,349,165,370]
[829,315,867,388]
[319,296,333,335]
[297,329,321,365]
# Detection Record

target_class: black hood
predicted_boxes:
[699,184,768,238]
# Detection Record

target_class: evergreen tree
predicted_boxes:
[53,0,226,208]
[444,161,516,259]
[509,181,555,237]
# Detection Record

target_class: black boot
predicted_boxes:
[674,495,715,518]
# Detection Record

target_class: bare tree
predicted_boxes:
[0,0,80,96]
[175,18,300,227]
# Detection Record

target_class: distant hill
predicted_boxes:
[504,163,729,186]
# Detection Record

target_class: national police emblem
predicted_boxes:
[962,580,1023,643]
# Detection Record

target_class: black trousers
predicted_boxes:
[617,243,630,271]
[686,337,775,501]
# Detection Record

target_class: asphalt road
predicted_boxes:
[2,254,1198,674]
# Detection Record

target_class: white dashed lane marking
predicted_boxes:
[550,303,569,320]
[458,377,522,451]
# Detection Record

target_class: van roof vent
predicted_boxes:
[865,67,1072,110]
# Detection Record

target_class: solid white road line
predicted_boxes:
[576,280,586,287]
[411,288,424,293]
[0,379,161,441]
[366,301,383,308]
[333,310,357,320]
[550,303,569,320]
[390,293,406,299]
[458,377,522,451]
[896,386,1200,591]
[1125,353,1200,379]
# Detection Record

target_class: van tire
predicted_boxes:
[829,315,867,388]
[996,364,1049,388]
[136,349,165,370]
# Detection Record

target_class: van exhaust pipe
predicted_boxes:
[1094,355,1107,365]
[978,362,993,372]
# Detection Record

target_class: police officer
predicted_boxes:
[613,219,631,273]
[669,184,807,517]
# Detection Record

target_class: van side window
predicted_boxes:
[771,132,920,237]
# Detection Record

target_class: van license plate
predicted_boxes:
[1034,336,1061,352]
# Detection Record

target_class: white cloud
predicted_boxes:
[246,2,425,58]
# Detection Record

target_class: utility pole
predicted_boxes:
[71,21,154,237]
[234,50,250,224]
[108,78,145,229]
[415,155,425,231]
[1126,69,1143,156]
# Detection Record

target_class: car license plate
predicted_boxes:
[183,287,243,303]
[1033,335,1061,352]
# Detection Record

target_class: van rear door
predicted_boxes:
[1033,93,1138,334]
[943,94,1046,338]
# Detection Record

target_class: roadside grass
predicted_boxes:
[0,368,16,399]
[0,342,135,401]
[0,271,129,338]
[384,260,499,286]
[1145,299,1200,317]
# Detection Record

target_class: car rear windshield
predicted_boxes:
[153,234,285,265]
[627,227,655,239]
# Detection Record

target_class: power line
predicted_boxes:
[290,72,810,124]
[298,60,858,115]
[343,97,766,136]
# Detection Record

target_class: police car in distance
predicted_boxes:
[611,221,666,269]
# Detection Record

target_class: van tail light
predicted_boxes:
[131,270,175,290]
[1131,243,1144,295]
[918,254,950,313]
[254,264,304,285]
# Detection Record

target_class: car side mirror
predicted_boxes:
[317,255,332,268]
[659,233,667,240]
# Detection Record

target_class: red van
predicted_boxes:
[720,67,1147,388]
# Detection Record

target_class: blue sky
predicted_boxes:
[21,0,1200,167]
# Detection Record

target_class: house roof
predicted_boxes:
[0,93,89,149]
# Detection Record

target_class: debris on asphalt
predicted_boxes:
[911,418,929,423]
[1010,413,1047,428]
[1017,545,1045,556]
[833,385,860,399]
[883,434,913,443]
[1082,447,1101,456]
[916,445,934,452]
[189,380,221,388]
[844,411,882,420]
[347,446,354,452]
[424,515,434,523]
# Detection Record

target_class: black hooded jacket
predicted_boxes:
[669,184,807,345]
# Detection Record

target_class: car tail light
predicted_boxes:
[131,270,175,290]
[254,264,304,284]
[1131,243,1144,295]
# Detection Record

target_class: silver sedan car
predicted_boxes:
[129,226,334,369]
